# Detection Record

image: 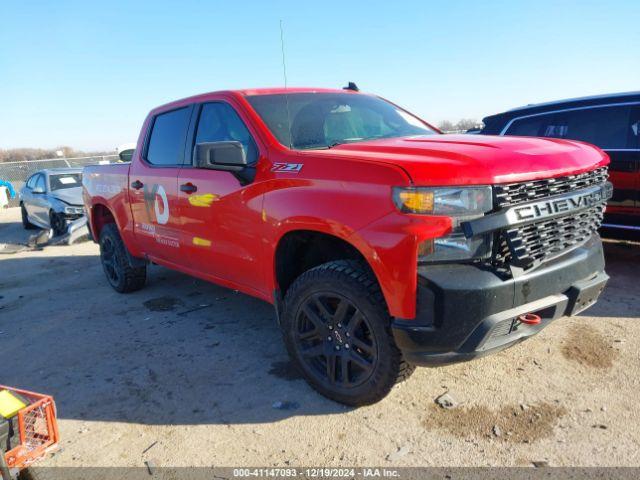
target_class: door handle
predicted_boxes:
[180,183,198,194]
[131,180,144,190]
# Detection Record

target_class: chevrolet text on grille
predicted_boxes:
[512,185,612,222]
[462,182,613,238]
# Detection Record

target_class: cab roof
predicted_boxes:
[151,87,363,114]
[481,90,640,132]
[236,87,359,96]
[38,167,84,175]
[505,90,640,113]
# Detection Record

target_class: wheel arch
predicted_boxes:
[90,203,117,240]
[272,229,389,312]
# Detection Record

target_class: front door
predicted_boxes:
[31,174,50,226]
[129,105,193,267]
[177,101,265,294]
[20,174,38,222]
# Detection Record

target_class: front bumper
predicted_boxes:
[392,235,608,366]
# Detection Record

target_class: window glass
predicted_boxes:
[195,103,258,165]
[505,115,552,137]
[146,107,191,166]
[629,106,640,149]
[50,173,82,191]
[247,93,435,150]
[35,175,46,192]
[507,105,633,149]
[26,175,36,189]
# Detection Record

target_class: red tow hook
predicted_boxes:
[518,313,542,325]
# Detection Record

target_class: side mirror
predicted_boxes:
[119,149,134,162]
[194,141,247,172]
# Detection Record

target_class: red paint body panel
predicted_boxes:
[322,135,609,185]
[83,88,610,320]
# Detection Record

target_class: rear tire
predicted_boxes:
[99,223,146,293]
[21,204,36,229]
[281,260,414,406]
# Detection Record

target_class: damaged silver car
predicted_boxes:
[19,168,85,236]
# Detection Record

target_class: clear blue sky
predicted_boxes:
[1,0,638,151]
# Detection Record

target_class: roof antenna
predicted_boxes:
[343,82,359,92]
[279,20,293,149]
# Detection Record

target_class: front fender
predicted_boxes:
[48,197,66,214]
[348,211,451,319]
[261,171,452,319]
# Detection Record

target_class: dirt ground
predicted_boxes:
[1,207,639,468]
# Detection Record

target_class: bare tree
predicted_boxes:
[0,147,111,163]
[437,120,455,132]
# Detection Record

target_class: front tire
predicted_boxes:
[281,260,414,406]
[21,204,36,229]
[49,210,67,236]
[99,223,147,293]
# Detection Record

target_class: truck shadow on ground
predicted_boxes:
[0,253,348,426]
[0,237,637,426]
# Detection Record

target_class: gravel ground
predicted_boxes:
[1,207,639,468]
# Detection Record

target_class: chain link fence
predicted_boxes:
[0,155,118,207]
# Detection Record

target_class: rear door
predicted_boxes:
[129,105,194,267]
[177,101,265,293]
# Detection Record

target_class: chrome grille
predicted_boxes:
[491,167,609,271]
[494,167,609,208]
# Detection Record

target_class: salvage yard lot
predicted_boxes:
[1,207,639,467]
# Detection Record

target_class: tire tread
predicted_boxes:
[282,259,415,405]
[100,223,146,293]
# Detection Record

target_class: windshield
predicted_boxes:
[50,173,82,191]
[246,93,436,150]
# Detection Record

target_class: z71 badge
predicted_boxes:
[271,163,303,173]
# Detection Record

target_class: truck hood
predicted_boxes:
[51,187,83,206]
[324,134,609,185]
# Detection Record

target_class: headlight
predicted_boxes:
[63,206,84,215]
[392,186,493,263]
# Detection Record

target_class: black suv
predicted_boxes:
[480,91,640,231]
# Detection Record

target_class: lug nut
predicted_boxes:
[328,325,333,330]
[345,344,350,349]
[327,336,332,341]
[345,332,350,337]
[335,346,340,351]
[337,323,342,328]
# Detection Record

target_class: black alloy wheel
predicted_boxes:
[295,292,377,388]
[281,260,414,406]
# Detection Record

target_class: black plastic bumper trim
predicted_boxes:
[392,236,608,366]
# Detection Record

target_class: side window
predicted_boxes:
[146,107,192,166]
[505,114,555,137]
[26,175,36,189]
[507,106,633,149]
[552,106,631,149]
[35,174,46,192]
[194,103,259,165]
[629,105,640,149]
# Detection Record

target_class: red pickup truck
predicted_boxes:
[83,87,612,405]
